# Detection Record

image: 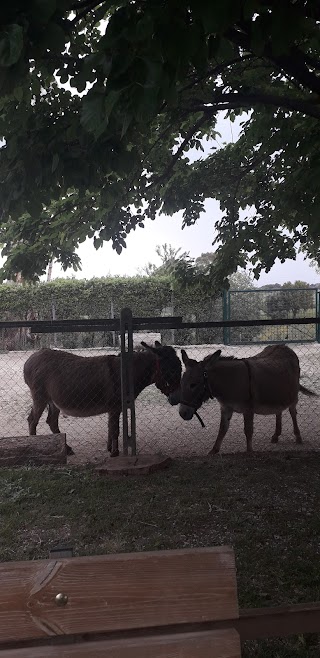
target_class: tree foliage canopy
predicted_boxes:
[0,0,319,282]
[140,244,255,292]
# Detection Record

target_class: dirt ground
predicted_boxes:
[0,342,319,464]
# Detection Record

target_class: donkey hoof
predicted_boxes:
[208,448,219,456]
[110,449,119,458]
[271,436,279,444]
[296,437,303,445]
[66,445,75,456]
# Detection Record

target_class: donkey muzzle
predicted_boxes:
[179,403,194,421]
[168,389,181,406]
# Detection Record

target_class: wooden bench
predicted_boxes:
[0,546,241,657]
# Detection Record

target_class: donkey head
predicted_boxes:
[178,349,221,420]
[141,340,182,398]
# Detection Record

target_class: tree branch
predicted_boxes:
[271,49,320,96]
[70,0,105,24]
[150,114,209,187]
[303,52,320,73]
[226,25,320,97]
[187,91,320,119]
[71,0,103,10]
[181,54,254,93]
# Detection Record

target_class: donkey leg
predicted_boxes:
[108,410,120,457]
[289,404,302,444]
[27,398,47,435]
[243,410,254,453]
[271,413,282,443]
[46,402,74,456]
[46,402,61,433]
[208,406,233,455]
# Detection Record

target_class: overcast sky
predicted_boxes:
[48,112,319,285]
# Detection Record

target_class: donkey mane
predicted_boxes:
[203,353,236,364]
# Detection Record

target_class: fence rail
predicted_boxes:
[0,315,318,331]
[0,316,183,332]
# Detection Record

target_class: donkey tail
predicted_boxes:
[299,384,318,397]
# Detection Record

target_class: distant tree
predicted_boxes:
[142,249,255,291]
[229,270,255,290]
[194,252,217,272]
[193,253,255,291]
[266,281,314,319]
[259,283,282,290]
[138,244,190,276]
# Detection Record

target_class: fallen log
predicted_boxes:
[0,434,67,466]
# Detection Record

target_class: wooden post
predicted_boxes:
[120,308,136,456]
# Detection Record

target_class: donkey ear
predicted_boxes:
[141,341,154,351]
[205,350,221,369]
[181,349,197,368]
[181,349,189,366]
[141,341,162,355]
[154,340,162,348]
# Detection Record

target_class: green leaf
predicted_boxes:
[0,24,23,67]
[94,236,103,249]
[44,22,67,54]
[81,91,107,138]
[58,70,69,84]
[217,38,235,61]
[250,18,267,56]
[141,57,163,89]
[243,0,260,21]
[13,85,23,102]
[30,0,57,23]
[196,0,239,34]
[121,113,132,139]
[52,153,59,172]
[72,72,88,93]
[104,88,121,118]
[134,14,154,42]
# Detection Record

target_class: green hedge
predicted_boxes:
[0,276,172,320]
[0,277,224,349]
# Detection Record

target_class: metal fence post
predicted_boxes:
[120,307,136,456]
[222,290,231,345]
[316,291,320,343]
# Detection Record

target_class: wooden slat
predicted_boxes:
[236,602,320,640]
[0,547,238,642]
[0,630,241,658]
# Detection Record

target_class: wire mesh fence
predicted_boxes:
[0,315,319,464]
[226,287,318,344]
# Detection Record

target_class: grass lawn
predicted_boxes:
[1,452,320,656]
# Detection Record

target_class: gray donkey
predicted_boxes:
[24,342,182,456]
[171,344,316,454]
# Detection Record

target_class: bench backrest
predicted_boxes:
[0,546,241,657]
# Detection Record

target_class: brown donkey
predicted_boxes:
[24,342,182,456]
[174,344,316,454]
